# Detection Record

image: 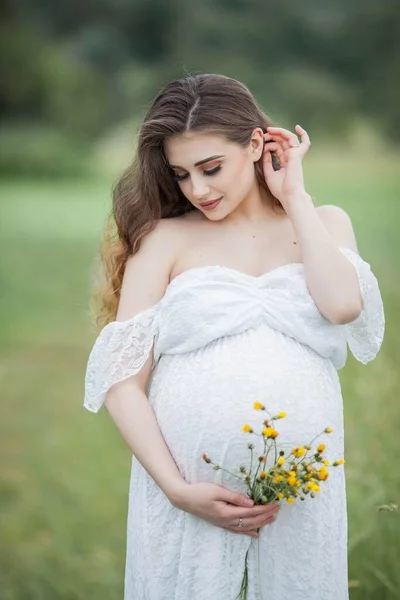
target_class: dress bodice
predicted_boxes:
[83,246,385,413]
[153,261,342,367]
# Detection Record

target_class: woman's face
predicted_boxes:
[165,130,263,220]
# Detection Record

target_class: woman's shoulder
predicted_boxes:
[143,211,201,245]
[157,210,207,244]
[315,204,358,252]
[132,212,205,287]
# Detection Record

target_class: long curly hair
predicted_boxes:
[90,73,283,332]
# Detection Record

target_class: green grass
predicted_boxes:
[0,153,399,599]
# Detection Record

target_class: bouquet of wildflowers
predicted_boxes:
[201,402,345,600]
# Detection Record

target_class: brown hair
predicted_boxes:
[90,73,283,332]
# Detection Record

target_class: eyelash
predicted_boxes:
[173,165,221,182]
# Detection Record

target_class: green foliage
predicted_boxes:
[1,0,399,156]
[0,124,91,178]
[41,49,114,139]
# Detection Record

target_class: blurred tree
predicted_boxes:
[0,0,399,148]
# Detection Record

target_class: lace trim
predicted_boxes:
[83,304,159,413]
[339,247,385,364]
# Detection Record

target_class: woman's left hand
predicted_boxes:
[262,124,311,210]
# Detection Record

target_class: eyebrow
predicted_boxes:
[169,154,225,169]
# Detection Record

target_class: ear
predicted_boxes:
[249,127,265,162]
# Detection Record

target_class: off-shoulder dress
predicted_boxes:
[84,247,385,600]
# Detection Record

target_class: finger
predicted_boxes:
[261,512,278,526]
[267,126,297,139]
[264,143,286,167]
[227,505,280,529]
[224,504,263,519]
[250,502,280,517]
[267,126,300,148]
[239,509,279,531]
[263,152,279,177]
[295,124,311,147]
[225,502,279,521]
[265,132,291,152]
[263,154,277,179]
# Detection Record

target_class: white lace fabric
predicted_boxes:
[84,304,159,413]
[339,247,385,364]
[83,247,385,600]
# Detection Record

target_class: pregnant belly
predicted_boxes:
[148,325,343,490]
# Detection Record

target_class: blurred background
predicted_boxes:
[1,0,399,598]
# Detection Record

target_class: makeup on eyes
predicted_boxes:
[173,165,222,182]
[169,154,225,169]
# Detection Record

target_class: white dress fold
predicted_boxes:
[83,247,384,600]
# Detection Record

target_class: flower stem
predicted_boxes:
[234,548,250,600]
[257,535,264,600]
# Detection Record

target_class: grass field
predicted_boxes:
[1,151,399,599]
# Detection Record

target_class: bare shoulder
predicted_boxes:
[316,204,359,252]
[116,217,187,320]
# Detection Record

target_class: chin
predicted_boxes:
[203,210,227,222]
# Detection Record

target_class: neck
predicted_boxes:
[224,183,282,225]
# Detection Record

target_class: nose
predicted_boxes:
[190,174,211,200]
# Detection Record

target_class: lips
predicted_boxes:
[200,196,223,207]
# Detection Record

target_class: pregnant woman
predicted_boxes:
[83,73,385,600]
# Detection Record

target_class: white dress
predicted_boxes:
[84,247,384,600]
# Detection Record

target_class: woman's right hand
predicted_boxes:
[171,482,280,538]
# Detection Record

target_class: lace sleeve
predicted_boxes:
[339,247,385,364]
[83,304,160,413]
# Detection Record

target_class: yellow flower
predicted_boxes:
[278,412,287,419]
[287,476,297,486]
[323,459,330,466]
[317,467,329,481]
[262,427,279,439]
[242,424,253,433]
[325,427,333,434]
[260,471,267,480]
[333,459,345,466]
[292,446,306,458]
[277,456,285,467]
[305,481,321,492]
[277,492,284,500]
[273,474,284,484]
[286,497,295,504]
[317,443,326,453]
[254,402,264,410]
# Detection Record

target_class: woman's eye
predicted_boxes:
[173,173,189,182]
[204,166,221,176]
[173,165,221,182]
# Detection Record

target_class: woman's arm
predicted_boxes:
[103,220,189,505]
[262,125,363,325]
[105,375,189,505]
[286,197,363,325]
